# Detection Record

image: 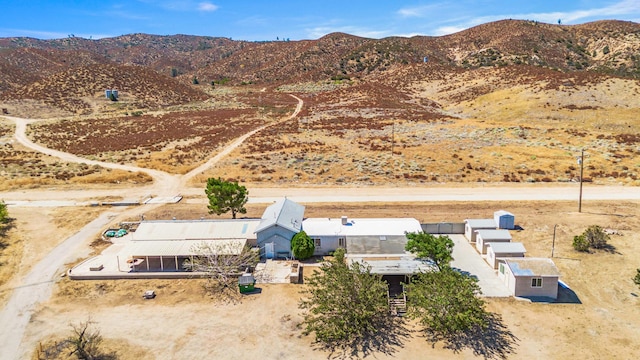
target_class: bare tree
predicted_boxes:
[66,319,113,360]
[183,241,259,298]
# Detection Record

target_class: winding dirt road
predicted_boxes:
[0,95,303,360]
[1,94,639,359]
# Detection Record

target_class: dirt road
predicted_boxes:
[0,211,121,359]
[0,95,304,359]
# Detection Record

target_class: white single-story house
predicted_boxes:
[464,219,497,242]
[475,229,512,254]
[255,198,305,259]
[301,216,423,256]
[486,242,526,269]
[494,210,515,230]
[498,258,560,299]
[123,219,260,272]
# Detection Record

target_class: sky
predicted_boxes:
[1,0,639,41]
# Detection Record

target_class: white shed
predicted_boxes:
[498,258,560,300]
[475,229,512,254]
[464,219,496,242]
[486,242,526,269]
[494,210,515,229]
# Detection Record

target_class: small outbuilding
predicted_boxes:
[486,242,526,269]
[475,229,512,254]
[498,258,560,300]
[494,210,515,230]
[464,219,497,242]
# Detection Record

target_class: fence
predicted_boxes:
[421,222,465,234]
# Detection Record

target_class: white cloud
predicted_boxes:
[426,0,640,36]
[397,3,447,18]
[198,2,218,12]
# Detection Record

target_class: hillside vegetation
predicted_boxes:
[0,19,638,187]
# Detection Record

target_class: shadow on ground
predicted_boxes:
[312,316,411,359]
[423,312,519,360]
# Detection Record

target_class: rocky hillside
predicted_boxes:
[0,19,638,115]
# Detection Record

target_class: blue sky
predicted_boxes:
[1,0,639,41]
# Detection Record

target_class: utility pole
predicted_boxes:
[578,149,584,213]
[391,120,395,157]
[552,224,558,258]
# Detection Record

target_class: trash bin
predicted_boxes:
[238,274,256,294]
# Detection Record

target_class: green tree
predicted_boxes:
[0,200,8,224]
[205,178,248,219]
[405,232,454,270]
[634,269,640,289]
[406,267,489,336]
[299,248,390,344]
[291,230,315,260]
[192,76,199,84]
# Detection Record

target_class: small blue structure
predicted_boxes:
[105,89,112,99]
[423,56,429,63]
[494,210,515,230]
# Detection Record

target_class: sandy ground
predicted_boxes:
[2,96,639,359]
[6,198,638,359]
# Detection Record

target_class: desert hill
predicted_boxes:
[1,19,639,91]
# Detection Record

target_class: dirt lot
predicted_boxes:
[9,198,640,359]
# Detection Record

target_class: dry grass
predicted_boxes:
[24,198,640,359]
[0,206,106,307]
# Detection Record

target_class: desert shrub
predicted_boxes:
[634,269,640,289]
[572,234,590,252]
[573,225,610,252]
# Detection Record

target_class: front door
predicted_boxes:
[265,242,275,259]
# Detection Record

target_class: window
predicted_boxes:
[313,238,322,248]
[499,263,505,274]
[338,238,346,248]
[531,278,543,287]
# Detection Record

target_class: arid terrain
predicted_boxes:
[0,18,639,360]
[2,200,638,359]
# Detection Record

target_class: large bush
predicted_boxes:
[573,225,610,252]
[291,231,314,260]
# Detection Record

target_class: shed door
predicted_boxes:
[265,242,275,259]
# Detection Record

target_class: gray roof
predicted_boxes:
[465,219,497,228]
[346,235,410,255]
[347,255,435,275]
[503,258,560,277]
[476,229,512,241]
[255,198,305,234]
[488,242,526,254]
[126,239,247,257]
[133,220,260,241]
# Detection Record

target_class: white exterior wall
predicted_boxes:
[487,249,524,269]
[499,263,558,299]
[464,224,473,241]
[476,237,511,254]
